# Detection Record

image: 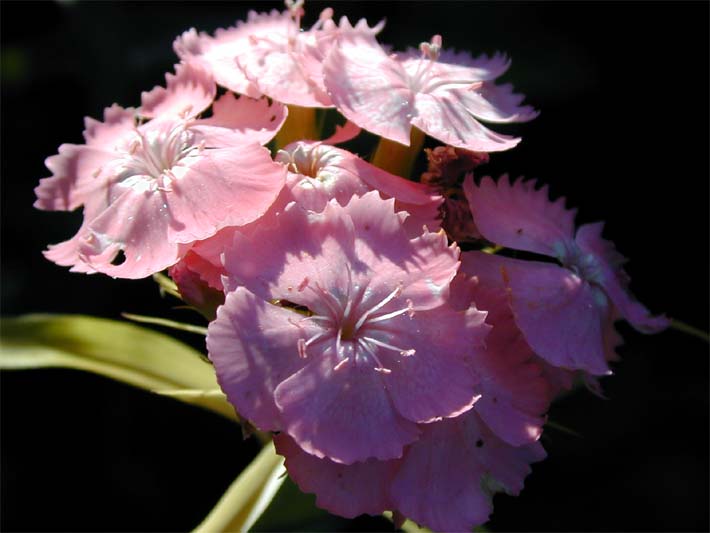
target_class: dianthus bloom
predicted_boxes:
[276,141,443,234]
[324,33,537,152]
[207,192,489,464]
[174,2,382,107]
[463,175,669,374]
[272,274,551,531]
[35,62,286,278]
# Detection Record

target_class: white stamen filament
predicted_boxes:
[361,335,416,357]
[353,284,402,332]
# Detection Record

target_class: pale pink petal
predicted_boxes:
[75,188,182,279]
[464,251,612,375]
[274,351,421,464]
[320,120,361,145]
[238,35,332,108]
[324,34,415,146]
[173,10,294,97]
[278,142,442,234]
[575,222,670,333]
[43,228,98,274]
[464,174,577,255]
[383,305,487,423]
[220,199,358,306]
[450,82,539,124]
[82,104,136,147]
[434,49,511,82]
[467,281,552,445]
[34,145,114,211]
[411,92,521,152]
[274,434,396,518]
[391,412,545,532]
[206,286,313,430]
[165,143,286,244]
[140,62,216,120]
[341,192,457,310]
[191,92,286,146]
[223,193,457,312]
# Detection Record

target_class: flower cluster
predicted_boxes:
[35,2,668,531]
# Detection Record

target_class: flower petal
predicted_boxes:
[383,306,486,424]
[140,62,216,119]
[575,222,670,333]
[275,351,421,464]
[166,143,286,243]
[274,434,396,518]
[391,412,545,532]
[206,286,313,430]
[324,34,414,146]
[464,174,577,255]
[462,251,611,375]
[412,92,521,152]
[191,93,287,146]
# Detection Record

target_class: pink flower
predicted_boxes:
[462,175,669,374]
[448,273,554,446]
[276,141,443,234]
[324,33,537,152]
[274,409,545,531]
[207,192,489,464]
[35,62,287,278]
[174,4,382,107]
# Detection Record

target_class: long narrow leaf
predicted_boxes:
[0,314,235,420]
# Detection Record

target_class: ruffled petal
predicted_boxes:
[191,92,286,146]
[411,91,521,152]
[238,32,333,108]
[140,62,216,120]
[324,34,414,146]
[452,81,539,124]
[383,305,487,423]
[274,434,396,518]
[575,222,670,333]
[391,412,545,532]
[34,145,115,212]
[75,187,182,278]
[341,192,458,310]
[274,351,421,464]
[82,104,136,147]
[206,286,313,430]
[464,251,612,375]
[468,281,552,445]
[173,10,294,97]
[165,143,286,243]
[464,174,577,256]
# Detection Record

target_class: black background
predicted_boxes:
[1,1,708,531]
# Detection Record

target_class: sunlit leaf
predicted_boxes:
[0,314,235,420]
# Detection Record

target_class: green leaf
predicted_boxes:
[194,441,288,533]
[0,314,236,421]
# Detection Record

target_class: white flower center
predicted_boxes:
[295,279,416,374]
[117,122,200,189]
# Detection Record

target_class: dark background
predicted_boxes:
[1,1,708,531]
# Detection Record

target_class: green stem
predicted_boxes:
[273,105,318,150]
[670,319,710,343]
[371,127,425,179]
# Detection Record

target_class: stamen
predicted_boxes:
[297,328,331,358]
[353,284,403,332]
[361,335,416,357]
[366,299,415,324]
[357,338,393,374]
[333,357,350,372]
